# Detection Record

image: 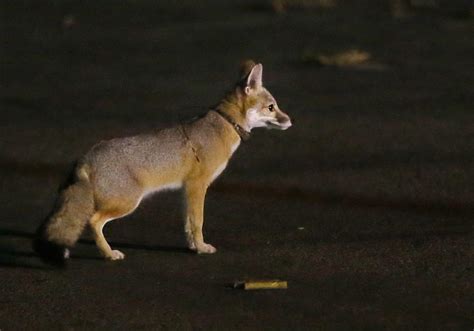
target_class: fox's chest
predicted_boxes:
[210,162,228,182]
[209,140,240,182]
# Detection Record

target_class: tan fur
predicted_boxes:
[37,61,291,261]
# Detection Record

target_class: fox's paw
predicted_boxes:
[196,243,217,254]
[106,250,125,261]
[63,248,70,259]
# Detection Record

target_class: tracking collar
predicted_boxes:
[213,109,251,142]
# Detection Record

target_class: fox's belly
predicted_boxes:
[141,181,183,200]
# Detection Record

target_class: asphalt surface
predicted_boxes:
[1,1,473,330]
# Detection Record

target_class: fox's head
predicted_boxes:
[223,60,292,132]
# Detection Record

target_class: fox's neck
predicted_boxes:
[214,89,249,131]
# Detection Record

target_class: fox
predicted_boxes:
[33,60,292,266]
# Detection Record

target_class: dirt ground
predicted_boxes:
[1,1,473,330]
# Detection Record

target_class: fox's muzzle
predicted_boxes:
[276,111,292,130]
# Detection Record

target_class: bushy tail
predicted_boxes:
[34,164,95,266]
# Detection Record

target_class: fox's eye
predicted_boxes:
[268,104,274,112]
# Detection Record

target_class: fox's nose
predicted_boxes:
[279,113,291,123]
[278,113,292,129]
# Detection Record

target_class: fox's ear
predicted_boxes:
[244,63,263,94]
[239,59,257,79]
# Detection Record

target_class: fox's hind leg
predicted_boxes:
[90,200,139,260]
[90,213,124,260]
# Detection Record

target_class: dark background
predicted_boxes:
[1,1,473,329]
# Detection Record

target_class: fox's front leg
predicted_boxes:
[184,216,196,251]
[184,181,216,254]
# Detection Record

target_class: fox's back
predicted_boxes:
[83,126,192,192]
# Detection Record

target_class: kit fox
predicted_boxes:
[34,61,292,266]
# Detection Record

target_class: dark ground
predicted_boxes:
[1,1,473,330]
